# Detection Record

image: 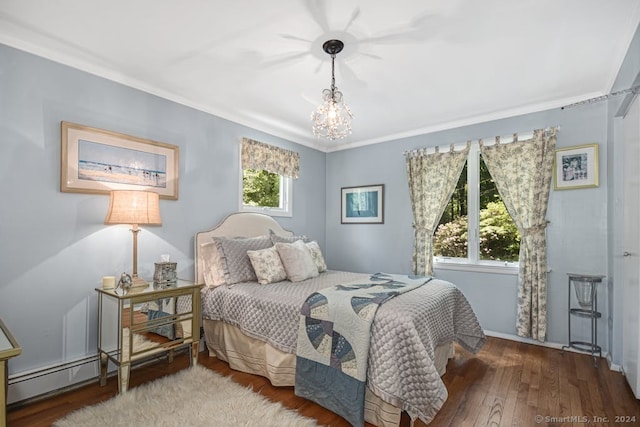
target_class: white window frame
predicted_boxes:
[238,155,293,217]
[434,143,519,275]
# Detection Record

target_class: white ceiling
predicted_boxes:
[1,1,639,152]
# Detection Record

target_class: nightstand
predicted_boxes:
[96,279,203,393]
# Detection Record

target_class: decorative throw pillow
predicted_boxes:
[247,246,287,285]
[200,242,226,287]
[275,240,319,282]
[213,235,273,284]
[269,229,309,244]
[306,241,328,273]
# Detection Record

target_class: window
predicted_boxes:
[434,144,520,268]
[240,168,292,216]
[238,138,297,217]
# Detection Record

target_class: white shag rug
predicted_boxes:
[53,364,320,427]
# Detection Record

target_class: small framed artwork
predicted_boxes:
[554,144,599,190]
[341,184,384,224]
[61,121,179,199]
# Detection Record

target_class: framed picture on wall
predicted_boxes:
[341,184,384,224]
[61,121,179,199]
[553,143,599,190]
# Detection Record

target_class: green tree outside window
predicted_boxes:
[242,169,280,207]
[434,155,521,262]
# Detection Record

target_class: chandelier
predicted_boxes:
[311,39,353,140]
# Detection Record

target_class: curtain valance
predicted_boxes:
[241,138,299,179]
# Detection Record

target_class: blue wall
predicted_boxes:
[325,105,609,349]
[0,43,327,401]
[324,23,640,367]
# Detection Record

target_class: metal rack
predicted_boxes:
[562,273,604,367]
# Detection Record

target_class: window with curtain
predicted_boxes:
[434,143,521,268]
[240,138,299,217]
[408,129,556,341]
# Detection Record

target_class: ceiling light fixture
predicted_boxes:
[311,39,353,140]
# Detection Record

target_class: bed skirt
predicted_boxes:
[203,319,454,427]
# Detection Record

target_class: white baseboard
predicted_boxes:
[484,330,616,370]
[606,353,622,372]
[8,354,100,406]
[9,326,207,407]
[484,329,566,349]
[8,344,202,407]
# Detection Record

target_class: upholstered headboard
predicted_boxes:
[194,212,294,284]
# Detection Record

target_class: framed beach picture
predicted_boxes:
[61,121,179,199]
[341,184,384,224]
[553,143,599,190]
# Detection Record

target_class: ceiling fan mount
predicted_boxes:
[322,39,344,56]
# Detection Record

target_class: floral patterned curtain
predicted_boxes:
[405,144,470,275]
[479,128,557,342]
[241,138,299,179]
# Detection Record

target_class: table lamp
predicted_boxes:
[105,190,162,287]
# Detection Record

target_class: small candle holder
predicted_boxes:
[102,276,116,289]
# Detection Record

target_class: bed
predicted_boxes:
[195,212,486,426]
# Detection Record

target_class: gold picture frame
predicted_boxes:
[553,143,599,190]
[61,121,179,199]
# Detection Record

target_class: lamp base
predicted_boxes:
[130,275,148,288]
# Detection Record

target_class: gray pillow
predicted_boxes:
[269,228,309,244]
[213,235,273,284]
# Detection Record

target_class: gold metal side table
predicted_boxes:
[0,318,21,427]
[96,279,202,393]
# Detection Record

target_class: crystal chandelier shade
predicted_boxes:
[311,40,353,140]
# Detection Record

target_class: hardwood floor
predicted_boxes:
[8,337,640,426]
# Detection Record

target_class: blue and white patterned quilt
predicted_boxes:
[294,273,432,427]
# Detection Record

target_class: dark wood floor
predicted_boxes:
[8,337,640,426]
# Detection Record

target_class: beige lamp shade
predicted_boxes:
[104,190,162,225]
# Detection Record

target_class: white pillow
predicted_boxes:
[200,242,226,287]
[275,240,319,282]
[247,246,287,285]
[306,241,327,273]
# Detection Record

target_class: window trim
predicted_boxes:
[433,143,520,271]
[433,258,520,276]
